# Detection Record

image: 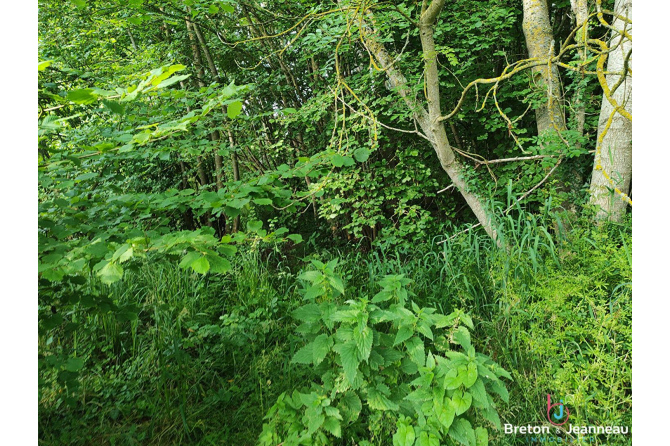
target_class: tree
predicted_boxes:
[588,0,632,221]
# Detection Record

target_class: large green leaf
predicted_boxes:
[393,420,415,446]
[312,334,333,365]
[333,341,359,385]
[449,418,476,446]
[353,325,373,362]
[227,101,243,118]
[98,262,123,284]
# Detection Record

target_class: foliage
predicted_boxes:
[38,0,632,445]
[259,260,510,445]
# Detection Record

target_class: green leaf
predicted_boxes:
[331,154,355,167]
[227,101,243,118]
[67,88,97,104]
[102,100,125,115]
[71,0,87,9]
[306,411,325,435]
[206,254,231,274]
[475,427,489,446]
[190,256,210,274]
[323,416,342,438]
[338,391,362,422]
[253,198,273,205]
[353,147,371,162]
[449,418,476,446]
[453,326,472,351]
[480,405,501,430]
[287,234,303,243]
[452,390,473,415]
[393,420,415,446]
[293,304,322,323]
[405,336,426,368]
[65,357,84,372]
[312,334,333,365]
[208,4,219,14]
[489,378,509,403]
[368,386,399,411]
[443,368,463,390]
[179,251,200,269]
[334,342,359,385]
[353,325,373,362]
[394,325,414,346]
[464,362,478,388]
[98,262,124,284]
[247,220,263,232]
[38,60,53,71]
[292,343,314,364]
[221,4,235,13]
[437,399,456,430]
[417,431,440,446]
[469,378,488,406]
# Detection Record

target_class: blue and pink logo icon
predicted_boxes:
[547,394,570,426]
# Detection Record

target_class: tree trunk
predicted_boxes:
[356,3,500,243]
[522,0,566,135]
[227,130,241,233]
[570,0,588,144]
[588,0,632,221]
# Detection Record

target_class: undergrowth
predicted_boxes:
[39,211,632,445]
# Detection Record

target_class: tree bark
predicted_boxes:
[588,0,632,221]
[359,3,500,243]
[522,0,566,135]
[227,130,241,233]
[570,0,588,144]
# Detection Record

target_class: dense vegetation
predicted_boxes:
[38,0,632,444]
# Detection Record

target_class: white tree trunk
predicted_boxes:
[522,0,565,135]
[588,0,632,221]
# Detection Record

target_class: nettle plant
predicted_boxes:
[259,260,511,445]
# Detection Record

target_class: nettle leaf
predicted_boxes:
[338,391,362,422]
[394,325,414,346]
[393,418,415,446]
[322,416,342,438]
[405,336,426,368]
[453,326,472,351]
[437,399,456,430]
[292,303,322,323]
[353,325,373,362]
[333,341,359,385]
[444,368,463,390]
[452,389,473,415]
[367,385,399,411]
[417,431,440,446]
[312,334,333,365]
[292,343,314,364]
[463,362,478,388]
[449,418,476,446]
[469,378,488,406]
